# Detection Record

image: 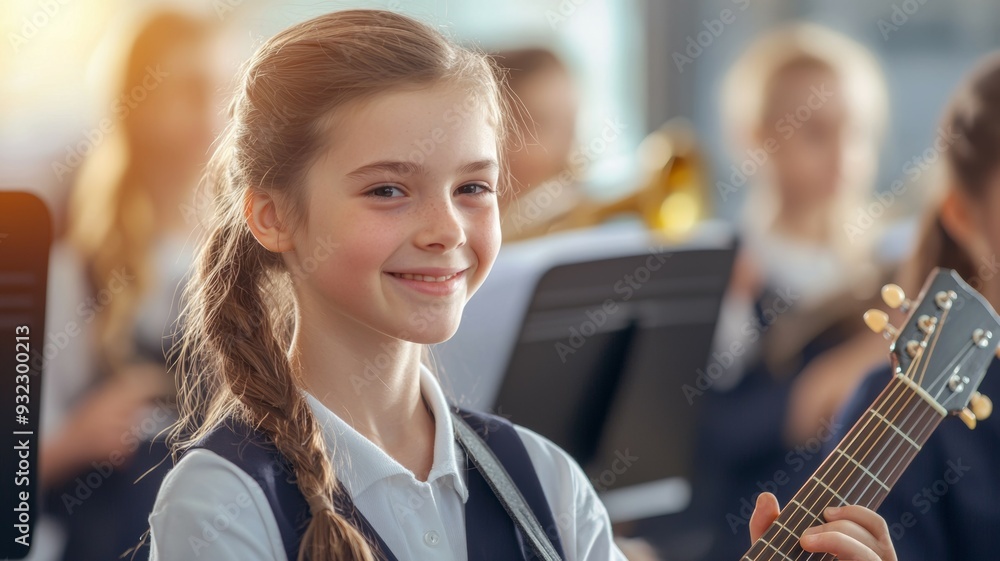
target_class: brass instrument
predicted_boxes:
[502,118,711,242]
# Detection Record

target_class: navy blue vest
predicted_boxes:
[194,408,566,560]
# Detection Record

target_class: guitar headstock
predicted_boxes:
[865,268,1000,428]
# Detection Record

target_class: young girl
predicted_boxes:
[833,51,1000,561]
[148,10,897,561]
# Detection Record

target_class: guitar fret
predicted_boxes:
[811,476,847,504]
[789,499,823,525]
[834,448,891,492]
[762,538,795,561]
[868,408,921,450]
[771,520,798,539]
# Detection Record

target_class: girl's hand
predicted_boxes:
[749,492,897,561]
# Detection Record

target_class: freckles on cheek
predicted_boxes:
[477,213,503,270]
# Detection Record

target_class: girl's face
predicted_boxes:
[505,66,578,191]
[762,66,877,209]
[130,39,216,175]
[288,84,502,344]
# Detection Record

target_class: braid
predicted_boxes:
[174,215,378,560]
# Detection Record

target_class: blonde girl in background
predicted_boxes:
[714,21,893,452]
[721,22,888,306]
[726,24,897,445]
[148,10,897,561]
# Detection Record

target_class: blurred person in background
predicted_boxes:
[494,47,584,242]
[37,9,217,561]
[715,21,890,395]
[833,51,1000,561]
[638,22,894,561]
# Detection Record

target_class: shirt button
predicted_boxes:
[423,530,440,547]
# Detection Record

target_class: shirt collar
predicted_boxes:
[303,364,469,502]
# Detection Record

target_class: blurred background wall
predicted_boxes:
[5,0,1000,224]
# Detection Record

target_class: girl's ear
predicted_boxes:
[940,186,990,259]
[245,188,296,253]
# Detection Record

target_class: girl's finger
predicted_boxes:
[802,519,881,558]
[800,530,881,561]
[822,505,895,558]
[799,505,896,561]
[749,492,781,543]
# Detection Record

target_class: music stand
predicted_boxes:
[491,230,735,522]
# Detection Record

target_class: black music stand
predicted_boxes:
[491,237,735,522]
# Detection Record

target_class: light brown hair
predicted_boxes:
[169,10,511,561]
[905,52,1000,289]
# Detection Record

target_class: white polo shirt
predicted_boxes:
[147,365,627,561]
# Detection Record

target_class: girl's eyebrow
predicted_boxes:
[458,159,500,174]
[345,158,498,180]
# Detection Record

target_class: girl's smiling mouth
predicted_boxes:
[388,271,461,282]
[385,268,468,295]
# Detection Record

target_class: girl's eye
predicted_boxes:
[456,183,495,196]
[366,185,404,198]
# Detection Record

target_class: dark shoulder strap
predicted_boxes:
[454,408,567,560]
[192,420,395,561]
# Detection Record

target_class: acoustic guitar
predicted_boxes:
[743,268,998,560]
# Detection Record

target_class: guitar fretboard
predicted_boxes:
[743,374,945,561]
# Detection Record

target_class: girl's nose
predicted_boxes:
[414,198,467,251]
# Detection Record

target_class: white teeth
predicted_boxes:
[391,272,458,282]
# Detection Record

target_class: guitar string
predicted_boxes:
[788,305,953,561]
[932,343,975,403]
[789,353,935,561]
[797,376,942,561]
[773,363,932,561]
[749,351,927,561]
[751,303,952,561]
[916,306,949,386]
[797,312,963,560]
[791,306,952,560]
[748,287,965,559]
[927,339,972,396]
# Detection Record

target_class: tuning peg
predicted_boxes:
[905,340,924,357]
[959,408,978,430]
[918,315,939,334]
[881,284,909,310]
[864,309,897,339]
[970,392,993,421]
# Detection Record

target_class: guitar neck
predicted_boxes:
[743,374,946,561]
